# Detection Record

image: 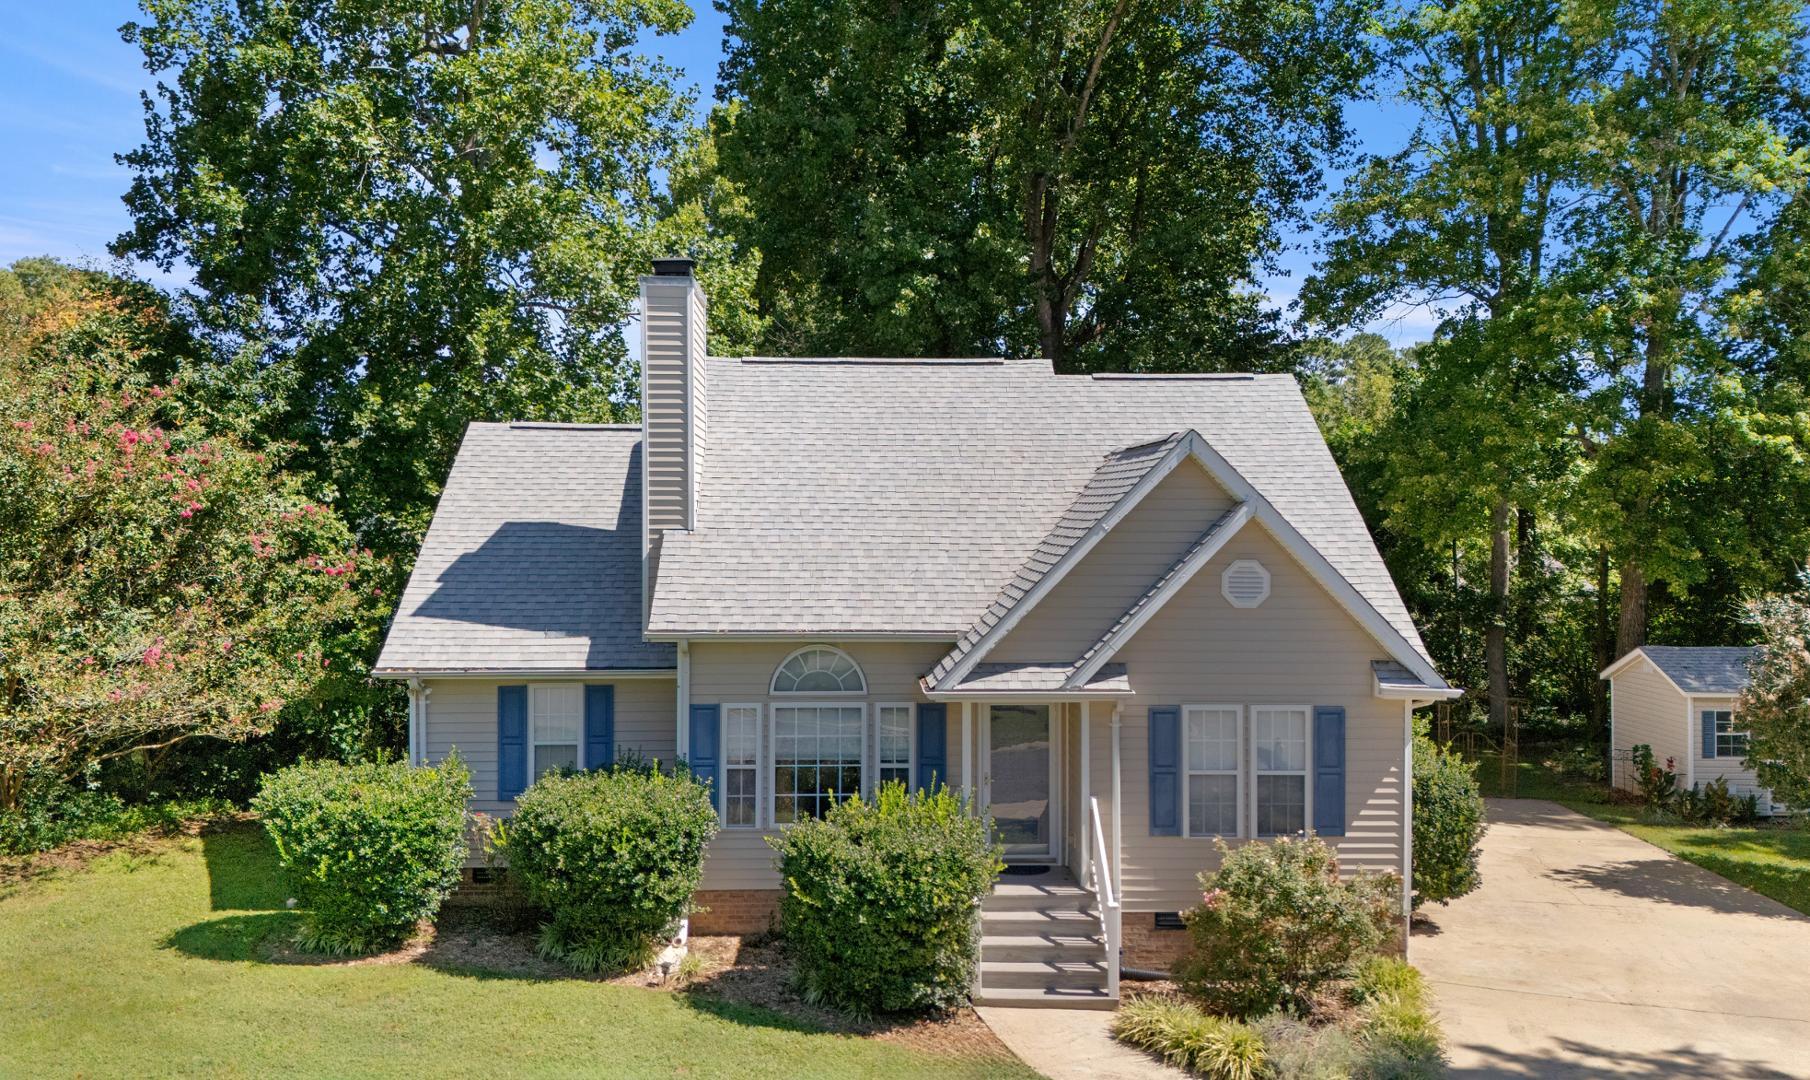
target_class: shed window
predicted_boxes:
[1711,710,1748,758]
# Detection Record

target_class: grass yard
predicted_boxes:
[0,824,1037,1079]
[1479,752,1810,917]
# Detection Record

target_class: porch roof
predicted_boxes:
[922,661,1132,699]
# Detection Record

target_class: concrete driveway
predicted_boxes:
[1414,799,1810,1078]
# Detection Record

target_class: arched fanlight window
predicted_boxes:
[771,645,867,694]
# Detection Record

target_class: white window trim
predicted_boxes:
[1250,704,1313,839]
[1708,708,1749,760]
[721,703,765,829]
[769,700,869,824]
[1183,704,1244,839]
[528,683,584,789]
[874,702,916,796]
[769,644,868,696]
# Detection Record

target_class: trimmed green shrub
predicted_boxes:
[1178,837,1397,1017]
[503,761,718,973]
[253,755,471,954]
[1412,732,1485,906]
[1114,995,1267,1079]
[1631,743,1678,807]
[767,782,1000,1016]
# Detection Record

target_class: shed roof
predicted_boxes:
[1628,646,1757,695]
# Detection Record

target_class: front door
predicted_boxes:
[985,704,1055,860]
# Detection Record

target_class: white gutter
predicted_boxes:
[373,668,677,681]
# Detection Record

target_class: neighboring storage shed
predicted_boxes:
[1601,646,1787,814]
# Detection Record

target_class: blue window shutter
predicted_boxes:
[1703,711,1717,759]
[497,685,528,801]
[584,685,615,770]
[690,704,720,810]
[1313,706,1346,837]
[1149,706,1181,836]
[916,703,947,793]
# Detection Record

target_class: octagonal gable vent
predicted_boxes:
[1221,559,1270,608]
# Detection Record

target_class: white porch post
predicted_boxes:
[1402,700,1415,956]
[1110,703,1123,994]
[1080,701,1093,885]
[962,700,974,811]
[405,678,424,766]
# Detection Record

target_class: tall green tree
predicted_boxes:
[114,0,695,554]
[1561,0,1810,655]
[712,0,1376,370]
[1305,0,1594,727]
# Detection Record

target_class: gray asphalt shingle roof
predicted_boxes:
[943,662,1132,694]
[1636,646,1756,695]
[646,357,1434,671]
[374,423,675,674]
[1372,660,1435,692]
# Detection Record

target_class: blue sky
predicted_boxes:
[0,1,1434,342]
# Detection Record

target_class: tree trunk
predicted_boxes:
[1592,546,1612,741]
[1513,506,1536,700]
[1616,557,1647,658]
[1487,500,1511,730]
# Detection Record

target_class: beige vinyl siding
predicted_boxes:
[421,677,676,816]
[1689,694,1765,796]
[1608,658,1688,792]
[994,461,1234,662]
[687,640,962,890]
[642,277,704,535]
[1085,523,1409,911]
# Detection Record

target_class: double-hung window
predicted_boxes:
[723,704,762,827]
[772,704,865,823]
[876,704,913,792]
[529,685,582,780]
[1185,705,1241,837]
[1710,710,1749,758]
[1252,706,1309,837]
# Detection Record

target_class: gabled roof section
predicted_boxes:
[1065,503,1252,687]
[923,433,1188,687]
[374,423,675,675]
[927,429,1450,692]
[923,662,1133,698]
[1372,660,1461,700]
[1601,646,1756,695]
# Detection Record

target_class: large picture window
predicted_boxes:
[773,705,865,823]
[1185,705,1241,837]
[1252,706,1309,837]
[529,685,582,780]
[723,705,762,827]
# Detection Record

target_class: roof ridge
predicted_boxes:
[501,422,641,431]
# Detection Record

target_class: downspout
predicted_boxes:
[1403,699,1415,956]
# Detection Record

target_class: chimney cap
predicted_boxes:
[650,257,696,277]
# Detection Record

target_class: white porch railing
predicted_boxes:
[1086,795,1121,998]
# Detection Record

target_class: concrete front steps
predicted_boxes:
[974,867,1116,1009]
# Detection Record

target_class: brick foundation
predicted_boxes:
[446,867,528,907]
[690,889,783,935]
[1122,913,1193,972]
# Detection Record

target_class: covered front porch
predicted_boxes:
[929,688,1132,1009]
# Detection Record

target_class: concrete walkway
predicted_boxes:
[1414,798,1810,1078]
[976,1005,1183,1080]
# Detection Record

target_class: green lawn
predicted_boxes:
[1479,753,1810,916]
[0,826,1037,1079]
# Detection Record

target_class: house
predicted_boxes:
[373,258,1459,1005]
[1601,645,1785,813]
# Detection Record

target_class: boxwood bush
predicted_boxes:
[1178,837,1397,1017]
[502,761,718,973]
[768,782,1000,1016]
[1412,731,1486,906]
[253,755,472,954]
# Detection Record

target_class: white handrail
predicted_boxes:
[1088,795,1120,997]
